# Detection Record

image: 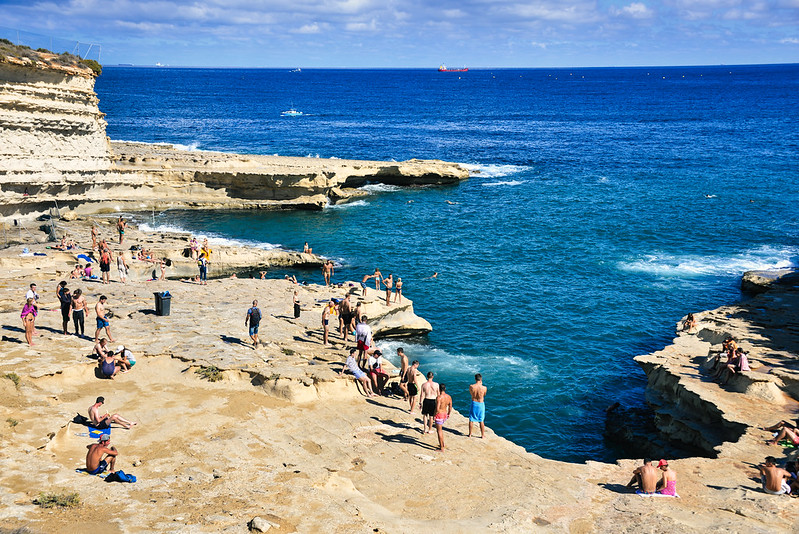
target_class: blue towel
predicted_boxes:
[77,254,93,263]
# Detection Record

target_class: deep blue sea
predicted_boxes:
[96,65,799,462]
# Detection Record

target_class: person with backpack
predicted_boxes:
[245,300,261,348]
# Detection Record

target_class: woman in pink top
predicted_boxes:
[657,460,677,496]
[21,297,37,345]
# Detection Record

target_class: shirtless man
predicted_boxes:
[323,260,334,286]
[419,372,440,434]
[85,434,118,475]
[403,360,420,413]
[88,396,136,429]
[627,459,659,494]
[382,274,393,306]
[396,348,409,399]
[322,299,336,345]
[434,384,453,451]
[90,224,98,250]
[94,295,114,343]
[759,456,792,495]
[468,373,488,438]
[94,338,110,360]
[338,294,353,341]
[99,247,112,285]
[117,216,127,245]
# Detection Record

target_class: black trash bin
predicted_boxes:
[154,291,172,316]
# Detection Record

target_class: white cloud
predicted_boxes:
[780,37,799,43]
[294,23,322,34]
[345,19,377,32]
[612,2,654,19]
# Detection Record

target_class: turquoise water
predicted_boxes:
[96,65,799,461]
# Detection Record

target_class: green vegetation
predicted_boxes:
[6,418,19,428]
[34,492,81,508]
[195,365,224,382]
[281,347,295,356]
[0,41,102,76]
[4,372,20,388]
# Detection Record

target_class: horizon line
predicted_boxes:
[106,62,799,70]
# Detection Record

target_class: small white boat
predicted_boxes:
[290,67,301,73]
[281,108,303,117]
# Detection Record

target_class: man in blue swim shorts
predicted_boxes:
[86,434,118,475]
[94,295,113,343]
[468,373,487,439]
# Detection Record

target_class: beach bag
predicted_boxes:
[106,470,136,483]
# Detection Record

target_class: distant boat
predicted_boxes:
[438,64,468,72]
[290,67,301,72]
[281,108,303,117]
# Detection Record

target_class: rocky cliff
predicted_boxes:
[633,269,799,458]
[0,61,469,223]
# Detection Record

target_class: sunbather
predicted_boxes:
[88,396,136,429]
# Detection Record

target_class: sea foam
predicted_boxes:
[138,222,280,250]
[462,163,529,178]
[618,245,799,277]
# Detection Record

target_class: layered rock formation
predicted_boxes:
[634,269,799,458]
[0,59,469,223]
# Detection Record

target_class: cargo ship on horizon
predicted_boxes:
[438,64,468,72]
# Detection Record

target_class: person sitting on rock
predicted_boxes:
[721,347,751,384]
[766,425,799,447]
[88,396,137,429]
[758,456,792,495]
[682,313,697,333]
[627,459,659,494]
[85,434,118,475]
[656,460,677,496]
[339,348,375,397]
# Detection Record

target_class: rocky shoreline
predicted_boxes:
[1,217,799,532]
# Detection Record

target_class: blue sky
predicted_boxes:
[0,0,797,67]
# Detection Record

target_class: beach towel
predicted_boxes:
[34,252,47,256]
[778,440,798,449]
[636,490,680,498]
[88,426,110,439]
[77,254,93,263]
[75,468,107,479]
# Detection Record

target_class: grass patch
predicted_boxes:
[34,491,80,508]
[4,372,20,388]
[6,418,19,428]
[195,366,223,382]
[281,347,295,356]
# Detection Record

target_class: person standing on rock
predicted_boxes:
[373,268,383,291]
[434,384,452,451]
[361,273,373,296]
[117,251,129,284]
[381,274,393,306]
[293,290,301,319]
[117,216,127,245]
[198,249,209,285]
[627,459,659,494]
[758,456,792,495]
[468,374,487,439]
[419,372,440,435]
[94,295,114,343]
[99,247,112,285]
[397,348,409,398]
[57,281,72,335]
[20,297,37,346]
[355,315,375,368]
[338,294,353,341]
[90,224,98,250]
[394,277,403,303]
[71,288,88,337]
[656,460,677,496]
[245,299,261,348]
[322,299,337,346]
[403,360,420,413]
[323,260,334,286]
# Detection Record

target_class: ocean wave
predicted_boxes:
[138,222,280,250]
[171,142,202,152]
[481,180,526,187]
[376,340,540,381]
[617,245,799,277]
[462,163,529,178]
[325,200,369,210]
[360,183,403,193]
